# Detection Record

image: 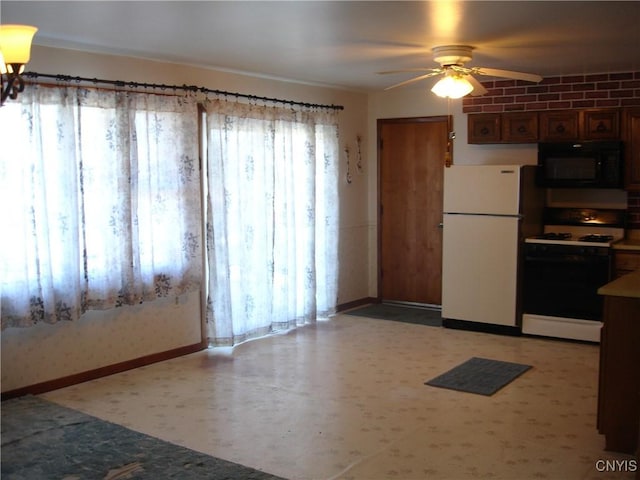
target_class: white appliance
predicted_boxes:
[441,165,543,331]
[521,208,626,342]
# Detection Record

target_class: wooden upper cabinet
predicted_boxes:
[583,109,620,140]
[501,112,538,143]
[468,113,501,143]
[538,110,580,141]
[467,108,622,144]
[623,107,640,191]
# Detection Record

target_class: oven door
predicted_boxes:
[523,245,611,321]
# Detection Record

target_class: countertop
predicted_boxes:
[612,239,640,251]
[598,270,640,298]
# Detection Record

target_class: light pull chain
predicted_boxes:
[445,97,454,168]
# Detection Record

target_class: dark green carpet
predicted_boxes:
[344,303,442,327]
[425,357,532,396]
[1,395,286,480]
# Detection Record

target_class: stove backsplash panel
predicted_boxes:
[543,187,640,231]
[545,188,627,209]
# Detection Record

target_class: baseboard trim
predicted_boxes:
[336,297,378,312]
[1,340,207,401]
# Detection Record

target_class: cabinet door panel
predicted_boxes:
[502,112,538,143]
[584,109,620,140]
[468,114,501,143]
[539,111,580,141]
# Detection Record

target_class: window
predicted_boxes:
[0,86,202,329]
[204,101,339,345]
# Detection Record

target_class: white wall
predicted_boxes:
[1,46,370,393]
[1,292,202,392]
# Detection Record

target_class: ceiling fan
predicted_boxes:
[380,45,543,98]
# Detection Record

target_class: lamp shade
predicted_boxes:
[431,73,474,99]
[0,24,38,65]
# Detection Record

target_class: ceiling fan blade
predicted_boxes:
[384,72,442,90]
[377,67,440,75]
[474,67,542,83]
[467,75,488,96]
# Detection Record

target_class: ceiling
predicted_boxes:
[3,1,640,92]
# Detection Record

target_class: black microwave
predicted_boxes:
[537,141,624,188]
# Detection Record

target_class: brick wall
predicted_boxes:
[462,71,640,114]
[463,71,640,230]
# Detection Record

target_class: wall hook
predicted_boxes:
[345,146,352,184]
[356,135,364,174]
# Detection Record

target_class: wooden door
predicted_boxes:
[378,116,449,305]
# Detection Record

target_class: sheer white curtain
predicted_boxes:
[205,100,339,346]
[0,85,202,329]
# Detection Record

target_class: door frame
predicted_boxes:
[376,115,452,304]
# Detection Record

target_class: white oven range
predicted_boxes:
[522,208,626,342]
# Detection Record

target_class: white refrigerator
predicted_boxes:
[441,165,543,329]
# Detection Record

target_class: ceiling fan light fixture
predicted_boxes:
[431,72,473,99]
[381,44,541,94]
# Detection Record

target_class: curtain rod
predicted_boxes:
[24,72,344,111]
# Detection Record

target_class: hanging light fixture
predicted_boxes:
[0,24,38,106]
[431,70,474,99]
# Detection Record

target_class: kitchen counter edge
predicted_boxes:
[598,270,640,298]
[612,239,640,251]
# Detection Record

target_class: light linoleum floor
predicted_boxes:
[41,313,636,480]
